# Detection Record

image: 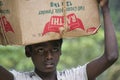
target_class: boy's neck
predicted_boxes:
[35,68,57,80]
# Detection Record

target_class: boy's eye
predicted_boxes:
[35,47,44,55]
[52,47,59,52]
[38,48,44,53]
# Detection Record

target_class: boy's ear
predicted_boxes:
[25,46,32,57]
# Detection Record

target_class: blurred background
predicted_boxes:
[0,0,120,80]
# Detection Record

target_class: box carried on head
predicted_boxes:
[0,0,100,45]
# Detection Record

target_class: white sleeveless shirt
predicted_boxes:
[10,64,88,80]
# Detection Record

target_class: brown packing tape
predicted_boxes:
[63,0,67,30]
[62,0,71,35]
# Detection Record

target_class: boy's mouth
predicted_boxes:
[45,62,54,68]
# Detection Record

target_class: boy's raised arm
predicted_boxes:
[86,0,119,80]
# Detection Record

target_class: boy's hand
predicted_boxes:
[97,0,109,7]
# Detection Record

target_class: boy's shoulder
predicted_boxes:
[57,64,88,80]
[10,70,42,80]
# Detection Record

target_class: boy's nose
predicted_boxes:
[46,51,53,60]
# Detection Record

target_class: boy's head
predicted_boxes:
[25,39,63,73]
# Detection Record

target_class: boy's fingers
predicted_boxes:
[97,0,102,6]
[97,0,101,3]
[97,0,108,7]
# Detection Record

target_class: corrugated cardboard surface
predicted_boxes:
[0,0,100,45]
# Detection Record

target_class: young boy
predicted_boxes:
[0,0,119,80]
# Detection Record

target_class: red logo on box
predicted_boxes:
[0,16,14,33]
[42,13,85,35]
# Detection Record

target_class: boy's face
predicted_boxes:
[30,40,62,73]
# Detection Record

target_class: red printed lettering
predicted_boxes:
[42,16,64,35]
[50,16,64,26]
[67,13,85,31]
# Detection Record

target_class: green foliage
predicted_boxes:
[110,0,120,31]
[58,29,104,70]
[0,46,33,71]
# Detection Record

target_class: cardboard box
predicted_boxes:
[0,0,100,45]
